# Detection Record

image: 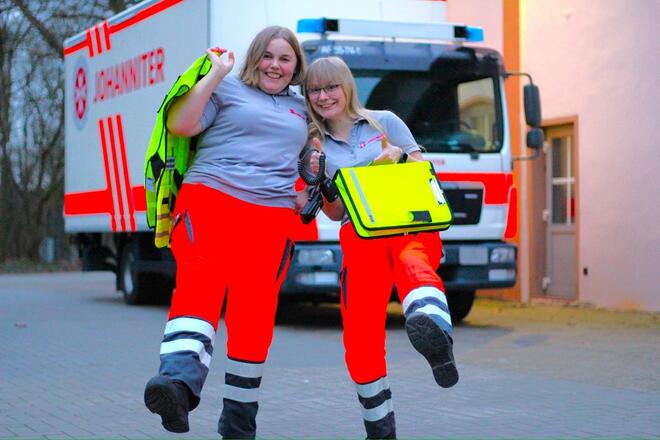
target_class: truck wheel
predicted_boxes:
[447,290,475,325]
[79,235,115,272]
[81,245,108,270]
[118,241,158,305]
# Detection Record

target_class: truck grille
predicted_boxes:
[443,188,483,225]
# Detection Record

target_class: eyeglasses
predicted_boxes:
[306,84,341,97]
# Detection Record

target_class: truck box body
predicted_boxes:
[64,0,523,321]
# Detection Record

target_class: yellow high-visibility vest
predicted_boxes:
[144,54,212,248]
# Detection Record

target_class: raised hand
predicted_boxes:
[206,47,235,78]
[372,136,404,165]
[309,137,324,175]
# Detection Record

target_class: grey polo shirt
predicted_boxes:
[321,110,421,225]
[322,110,421,178]
[184,74,307,209]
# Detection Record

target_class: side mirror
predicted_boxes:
[524,84,542,128]
[526,127,544,149]
[506,71,544,160]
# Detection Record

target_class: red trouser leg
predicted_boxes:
[339,224,394,384]
[169,184,295,357]
[223,201,295,363]
[163,184,296,407]
[393,232,453,338]
[216,192,296,440]
[339,228,446,383]
[168,184,231,327]
[162,184,232,405]
[391,232,444,302]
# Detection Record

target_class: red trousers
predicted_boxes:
[339,224,444,384]
[168,183,296,363]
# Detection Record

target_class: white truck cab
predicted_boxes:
[63,0,542,322]
[281,17,543,322]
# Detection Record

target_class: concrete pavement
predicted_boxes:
[1,271,658,439]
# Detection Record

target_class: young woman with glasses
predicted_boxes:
[304,56,458,440]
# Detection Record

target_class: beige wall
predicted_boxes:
[524,0,660,311]
[446,0,660,311]
[446,0,503,54]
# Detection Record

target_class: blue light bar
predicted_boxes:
[297,18,327,34]
[465,26,484,42]
[297,18,484,43]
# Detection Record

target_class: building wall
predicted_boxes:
[524,0,660,311]
[446,0,660,311]
[446,0,503,54]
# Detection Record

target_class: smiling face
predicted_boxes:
[307,83,348,122]
[257,38,297,94]
[304,57,365,138]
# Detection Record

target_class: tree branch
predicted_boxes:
[10,0,63,58]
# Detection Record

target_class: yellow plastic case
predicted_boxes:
[334,161,453,238]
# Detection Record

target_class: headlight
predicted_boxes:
[296,249,335,266]
[490,247,516,263]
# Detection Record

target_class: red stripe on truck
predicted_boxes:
[103,20,112,50]
[504,185,518,239]
[64,187,146,215]
[64,40,87,56]
[115,114,136,231]
[94,25,103,55]
[64,0,183,57]
[106,117,127,231]
[437,172,513,205]
[132,186,146,211]
[112,0,183,32]
[85,29,94,57]
[65,171,514,229]
[97,119,117,231]
[64,190,114,216]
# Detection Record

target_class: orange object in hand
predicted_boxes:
[210,47,227,55]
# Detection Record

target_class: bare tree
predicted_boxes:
[10,0,63,56]
[0,0,139,263]
[0,1,30,260]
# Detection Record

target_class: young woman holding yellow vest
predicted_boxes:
[304,56,458,440]
[143,27,307,439]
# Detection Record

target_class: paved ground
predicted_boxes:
[1,271,658,439]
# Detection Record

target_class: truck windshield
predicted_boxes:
[354,71,502,153]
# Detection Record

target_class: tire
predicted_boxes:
[79,235,115,272]
[446,290,475,325]
[118,240,159,305]
[81,245,106,271]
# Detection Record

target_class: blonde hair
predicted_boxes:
[304,57,384,142]
[240,26,306,88]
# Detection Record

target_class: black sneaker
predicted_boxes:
[405,312,459,388]
[144,375,190,433]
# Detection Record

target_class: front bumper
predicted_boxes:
[440,241,517,291]
[280,241,343,299]
[280,240,517,297]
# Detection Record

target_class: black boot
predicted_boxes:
[218,358,264,438]
[218,398,258,439]
[144,375,191,433]
[405,312,459,388]
[364,412,396,439]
